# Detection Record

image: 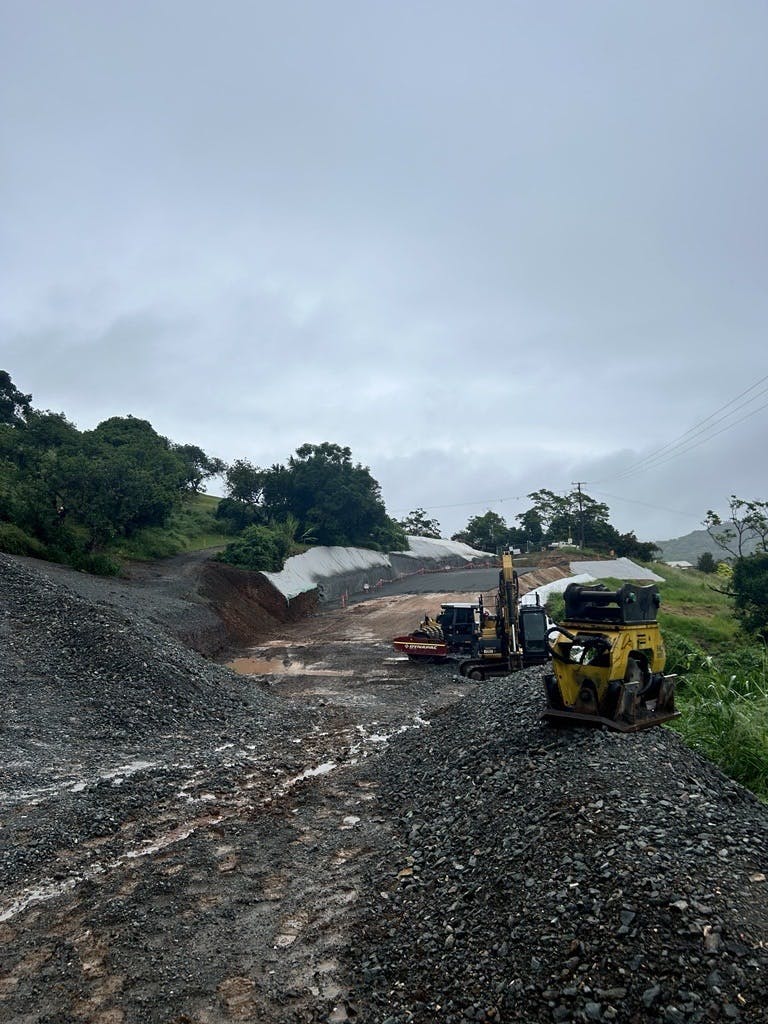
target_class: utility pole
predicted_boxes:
[572,481,586,550]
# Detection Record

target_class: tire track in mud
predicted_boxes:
[0,582,479,1023]
[0,737,384,1023]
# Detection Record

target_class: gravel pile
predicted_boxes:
[0,553,317,890]
[350,671,768,1023]
[0,553,310,761]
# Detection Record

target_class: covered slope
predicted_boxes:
[264,536,492,600]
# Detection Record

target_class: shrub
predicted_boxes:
[67,551,123,576]
[218,525,285,572]
[0,521,47,557]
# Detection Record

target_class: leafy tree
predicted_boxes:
[0,409,81,541]
[54,417,190,549]
[732,553,768,637]
[521,488,612,547]
[452,510,509,552]
[225,459,265,504]
[219,524,288,572]
[398,508,442,538]
[215,496,261,534]
[696,551,717,573]
[704,496,768,558]
[260,442,406,550]
[0,370,32,426]
[612,530,660,561]
[523,489,572,540]
[173,443,226,493]
[516,508,544,547]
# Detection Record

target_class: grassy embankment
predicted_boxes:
[108,493,228,561]
[0,494,229,570]
[546,564,768,800]
[655,565,768,800]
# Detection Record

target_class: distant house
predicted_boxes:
[664,560,694,570]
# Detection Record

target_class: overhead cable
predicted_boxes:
[588,372,768,484]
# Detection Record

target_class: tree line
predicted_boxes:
[0,371,406,573]
[6,367,764,629]
[0,371,226,571]
[446,488,660,561]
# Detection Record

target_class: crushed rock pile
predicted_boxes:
[0,554,310,758]
[349,671,768,1023]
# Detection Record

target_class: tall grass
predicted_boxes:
[109,494,228,561]
[670,642,768,800]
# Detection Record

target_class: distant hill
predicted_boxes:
[655,528,759,563]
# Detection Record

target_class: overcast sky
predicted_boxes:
[2,1,767,542]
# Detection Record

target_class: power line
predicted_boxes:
[391,494,527,514]
[590,490,701,519]
[613,395,768,479]
[588,372,768,484]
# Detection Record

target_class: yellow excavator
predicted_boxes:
[543,582,679,732]
[458,552,549,680]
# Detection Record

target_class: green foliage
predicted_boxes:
[513,487,659,558]
[670,643,768,799]
[0,374,226,572]
[260,442,405,551]
[215,496,261,534]
[219,524,288,572]
[643,562,737,652]
[225,459,264,503]
[696,551,717,573]
[613,531,661,561]
[0,522,47,557]
[66,551,123,576]
[398,508,441,539]
[221,443,404,552]
[544,590,565,623]
[0,370,32,426]
[658,610,737,649]
[452,510,511,552]
[172,443,226,493]
[704,495,768,558]
[732,553,768,638]
[661,628,709,676]
[110,493,229,560]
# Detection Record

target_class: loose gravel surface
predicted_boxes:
[0,553,766,1024]
[347,674,768,1023]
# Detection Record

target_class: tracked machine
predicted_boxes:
[458,552,549,680]
[543,582,679,732]
[393,602,478,662]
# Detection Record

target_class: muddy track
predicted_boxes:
[0,552,478,1023]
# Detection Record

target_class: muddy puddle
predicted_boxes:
[228,655,354,677]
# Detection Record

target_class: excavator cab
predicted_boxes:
[543,582,678,732]
[518,604,549,665]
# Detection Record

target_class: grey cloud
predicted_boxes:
[2,1,767,541]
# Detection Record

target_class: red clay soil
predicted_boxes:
[198,561,318,649]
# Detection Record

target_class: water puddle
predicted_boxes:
[228,656,353,677]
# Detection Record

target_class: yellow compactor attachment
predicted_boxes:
[543,582,679,732]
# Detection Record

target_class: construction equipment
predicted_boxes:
[458,552,549,680]
[543,582,679,732]
[393,602,477,662]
